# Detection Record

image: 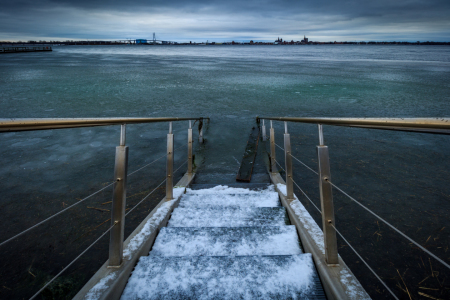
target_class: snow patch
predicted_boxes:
[179,192,280,208]
[172,187,186,199]
[121,255,317,300]
[151,226,302,256]
[85,272,117,300]
[340,269,371,299]
[123,199,177,259]
[186,184,275,195]
[276,183,325,255]
[290,199,325,255]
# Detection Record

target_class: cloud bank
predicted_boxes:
[1,0,449,41]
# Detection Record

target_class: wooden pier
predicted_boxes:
[0,46,52,54]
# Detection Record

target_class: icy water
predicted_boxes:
[0,45,449,299]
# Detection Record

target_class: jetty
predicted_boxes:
[0,46,52,53]
[0,117,449,299]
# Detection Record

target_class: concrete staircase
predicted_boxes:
[121,185,326,299]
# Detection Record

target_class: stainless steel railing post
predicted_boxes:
[284,122,294,200]
[108,124,128,267]
[270,121,277,174]
[166,122,174,200]
[316,124,339,265]
[188,121,193,175]
[262,119,266,141]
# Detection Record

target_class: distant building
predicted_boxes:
[301,35,308,43]
[274,37,283,44]
[136,39,147,44]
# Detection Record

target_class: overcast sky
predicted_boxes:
[1,0,449,42]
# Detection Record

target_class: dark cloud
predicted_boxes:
[0,0,449,41]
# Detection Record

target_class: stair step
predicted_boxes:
[189,183,271,191]
[121,254,325,300]
[150,226,302,256]
[167,207,290,227]
[179,193,280,208]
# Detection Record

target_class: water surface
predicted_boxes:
[0,45,449,299]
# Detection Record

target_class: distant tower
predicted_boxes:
[153,32,156,43]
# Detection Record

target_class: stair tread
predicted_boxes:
[121,254,325,300]
[151,226,302,256]
[179,193,280,208]
[189,183,271,191]
[167,207,290,227]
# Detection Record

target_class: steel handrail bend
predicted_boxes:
[257,117,450,134]
[0,117,210,132]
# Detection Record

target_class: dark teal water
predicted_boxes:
[0,45,449,299]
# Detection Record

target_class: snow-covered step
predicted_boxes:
[178,193,280,208]
[167,207,290,227]
[150,226,302,257]
[186,184,276,194]
[121,254,325,300]
[189,183,271,191]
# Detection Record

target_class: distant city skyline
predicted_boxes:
[1,0,449,42]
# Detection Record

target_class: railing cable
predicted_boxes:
[0,144,186,247]
[0,181,115,248]
[327,179,450,271]
[288,176,399,300]
[29,222,118,300]
[285,147,450,270]
[30,159,189,299]
[289,176,321,214]
[274,159,285,172]
[128,144,185,177]
[125,159,187,217]
[273,140,319,176]
[330,223,400,300]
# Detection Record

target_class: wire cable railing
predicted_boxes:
[0,181,115,248]
[327,179,450,270]
[262,119,449,299]
[0,144,187,248]
[125,159,188,218]
[287,175,399,300]
[272,135,450,271]
[0,117,205,299]
[29,158,189,300]
[272,136,398,298]
[29,221,118,300]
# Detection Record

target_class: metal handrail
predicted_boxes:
[0,117,209,132]
[257,117,450,134]
[262,117,449,299]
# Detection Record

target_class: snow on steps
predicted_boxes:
[178,193,280,208]
[151,226,303,256]
[122,184,325,299]
[121,254,325,300]
[168,206,289,227]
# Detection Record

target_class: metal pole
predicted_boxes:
[109,124,128,267]
[270,121,277,174]
[262,119,266,141]
[318,124,324,146]
[316,125,338,265]
[284,122,294,200]
[188,121,193,174]
[166,122,174,200]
